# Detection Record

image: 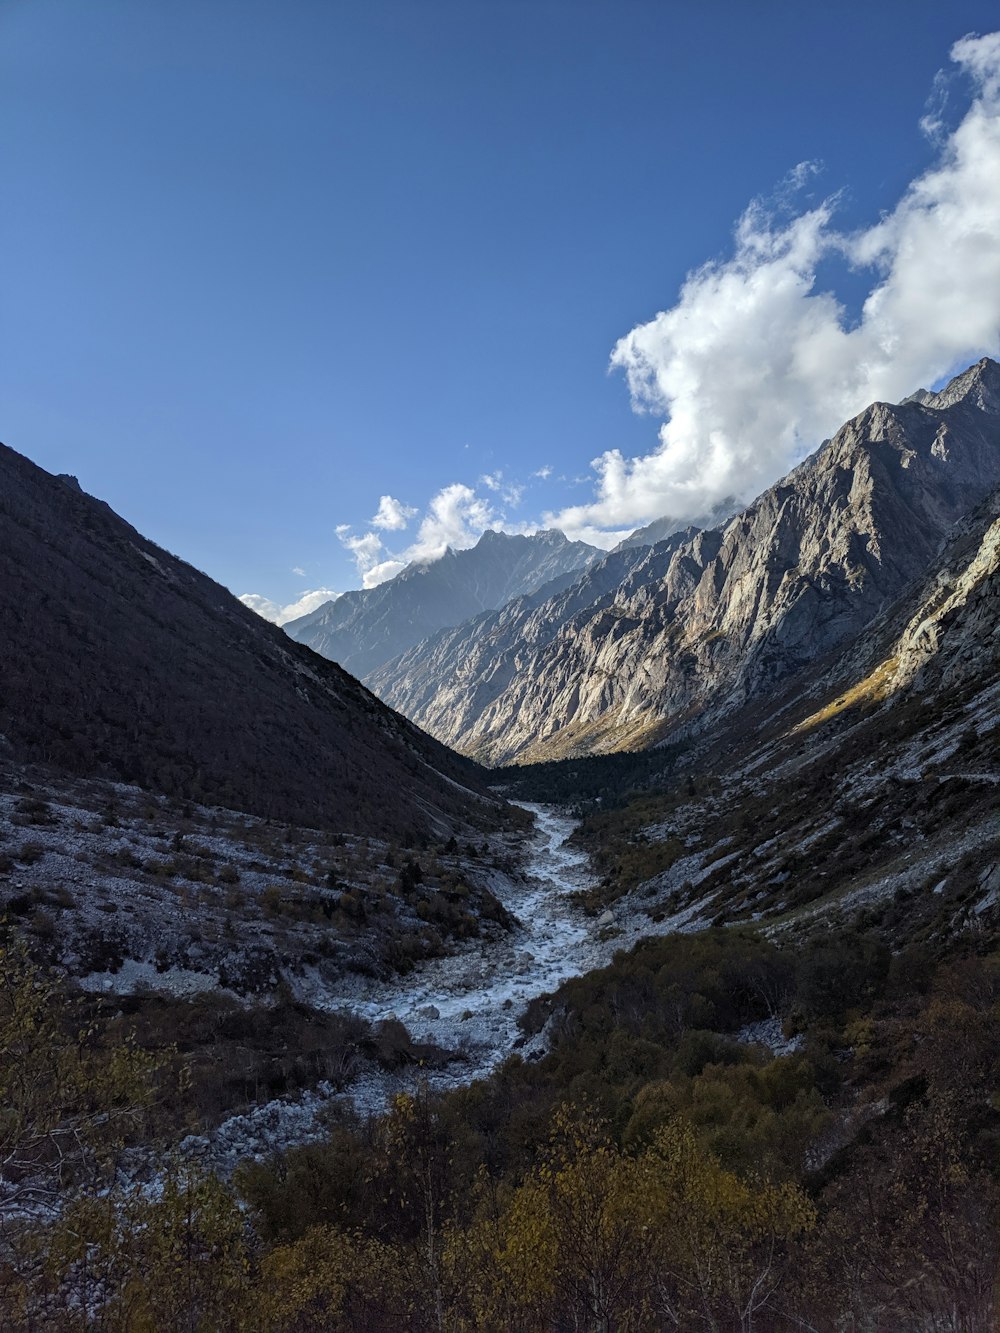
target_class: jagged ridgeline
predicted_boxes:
[284,526,601,678]
[0,444,517,838]
[370,358,1000,764]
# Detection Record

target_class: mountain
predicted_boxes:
[284,528,600,679]
[368,532,698,748]
[371,358,1000,765]
[562,470,1000,941]
[0,443,514,838]
[613,496,742,551]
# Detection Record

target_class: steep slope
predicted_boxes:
[564,477,1000,953]
[789,480,1000,723]
[369,532,698,745]
[378,358,1000,765]
[0,443,514,838]
[284,528,599,679]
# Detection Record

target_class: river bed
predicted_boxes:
[183,803,630,1170]
[338,801,605,1070]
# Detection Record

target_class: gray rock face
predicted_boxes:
[770,473,1000,745]
[885,484,1000,697]
[371,358,1000,765]
[369,532,698,754]
[284,528,600,679]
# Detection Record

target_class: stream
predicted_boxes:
[342,801,606,1081]
[185,802,629,1169]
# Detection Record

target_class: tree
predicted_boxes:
[24,1167,249,1332]
[0,930,158,1212]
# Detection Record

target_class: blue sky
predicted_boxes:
[3,2,1000,617]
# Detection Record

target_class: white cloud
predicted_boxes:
[952,29,1000,99]
[361,557,408,586]
[392,482,497,569]
[551,31,1000,538]
[920,67,952,142]
[239,593,283,621]
[291,566,306,577]
[336,529,385,577]
[338,482,506,588]
[562,524,632,551]
[239,589,339,626]
[480,469,526,506]
[532,465,553,479]
[371,494,417,530]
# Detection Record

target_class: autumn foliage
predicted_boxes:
[2,925,999,1330]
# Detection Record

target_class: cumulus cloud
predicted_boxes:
[413,482,496,554]
[551,31,1000,538]
[338,481,507,588]
[338,530,384,571]
[370,494,417,530]
[239,589,339,625]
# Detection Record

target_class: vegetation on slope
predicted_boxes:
[3,913,998,1330]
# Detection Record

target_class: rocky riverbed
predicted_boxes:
[178,803,660,1172]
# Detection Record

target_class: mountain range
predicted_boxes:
[4,358,999,1329]
[368,358,1000,764]
[284,527,600,679]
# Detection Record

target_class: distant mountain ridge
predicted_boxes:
[284,528,600,679]
[370,358,1000,764]
[613,497,742,552]
[0,443,513,837]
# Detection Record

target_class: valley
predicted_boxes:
[368,359,1000,765]
[176,803,611,1168]
[2,360,998,1329]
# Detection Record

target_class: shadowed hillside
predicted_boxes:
[0,444,518,839]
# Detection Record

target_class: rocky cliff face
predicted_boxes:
[368,532,698,752]
[886,491,1000,696]
[371,358,1000,765]
[284,528,600,679]
[0,443,514,838]
[559,474,1000,966]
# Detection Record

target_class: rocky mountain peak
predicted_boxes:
[368,357,1000,765]
[917,355,1000,412]
[285,524,600,679]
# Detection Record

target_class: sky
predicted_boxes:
[3,2,1000,621]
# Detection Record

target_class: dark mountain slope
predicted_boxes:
[0,443,514,838]
[284,528,599,679]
